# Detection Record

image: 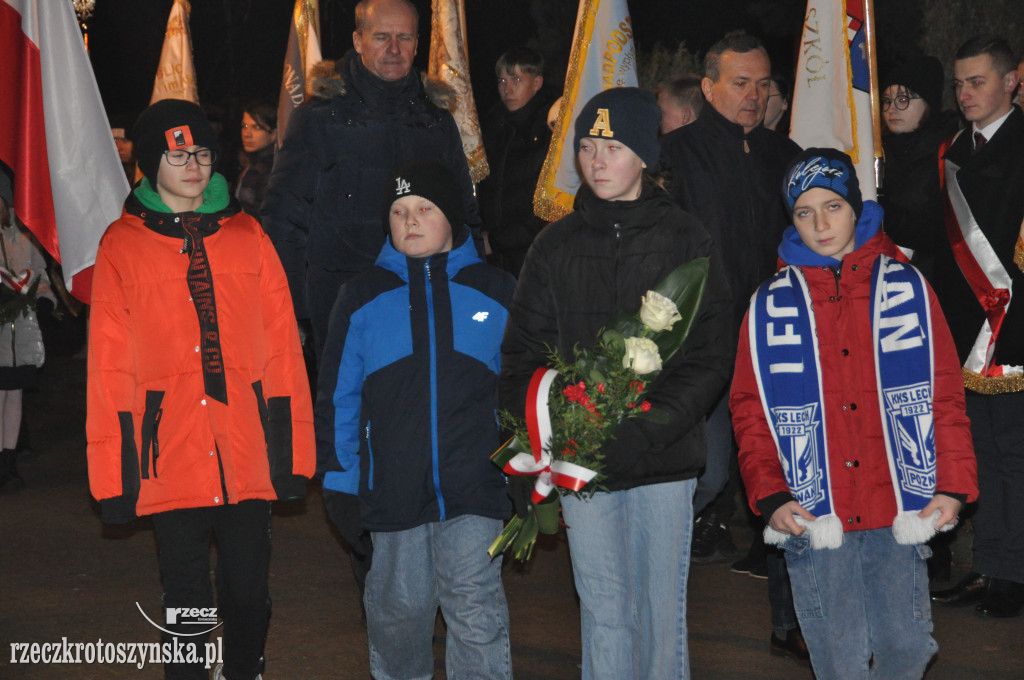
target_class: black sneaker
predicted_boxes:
[691,514,737,564]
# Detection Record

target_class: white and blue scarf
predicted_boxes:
[749,251,944,549]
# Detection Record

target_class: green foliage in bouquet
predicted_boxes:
[489,257,709,561]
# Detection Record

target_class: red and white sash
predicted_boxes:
[943,151,1022,389]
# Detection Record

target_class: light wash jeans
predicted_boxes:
[692,391,732,515]
[365,515,512,680]
[782,528,937,680]
[561,479,697,680]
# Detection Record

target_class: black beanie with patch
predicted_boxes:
[573,87,661,169]
[132,99,220,186]
[385,160,464,233]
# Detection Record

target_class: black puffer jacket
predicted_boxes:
[661,105,800,329]
[500,183,734,491]
[477,93,554,276]
[260,51,479,318]
[234,144,274,220]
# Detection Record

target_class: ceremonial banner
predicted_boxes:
[277,0,322,147]
[534,0,637,221]
[150,0,199,104]
[0,0,130,303]
[790,0,877,200]
[429,0,488,183]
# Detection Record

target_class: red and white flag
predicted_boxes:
[277,0,322,146]
[150,0,199,104]
[789,0,877,200]
[0,0,130,304]
[428,0,488,183]
[534,0,638,221]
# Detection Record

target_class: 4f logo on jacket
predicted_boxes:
[394,177,412,196]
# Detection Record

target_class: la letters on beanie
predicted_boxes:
[386,160,463,233]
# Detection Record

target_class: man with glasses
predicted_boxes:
[477,46,553,276]
[88,98,315,680]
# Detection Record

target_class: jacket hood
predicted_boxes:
[375,224,479,281]
[778,199,886,268]
[309,51,456,112]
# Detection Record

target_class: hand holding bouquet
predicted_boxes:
[489,258,709,561]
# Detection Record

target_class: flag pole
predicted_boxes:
[863,0,883,195]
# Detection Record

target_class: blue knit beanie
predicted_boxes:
[783,148,863,218]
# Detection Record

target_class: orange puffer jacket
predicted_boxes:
[87,194,315,521]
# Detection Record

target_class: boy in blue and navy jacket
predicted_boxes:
[315,160,515,679]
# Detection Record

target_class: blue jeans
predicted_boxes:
[561,479,697,680]
[782,528,937,680]
[364,515,511,680]
[692,391,732,515]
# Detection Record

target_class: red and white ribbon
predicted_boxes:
[0,266,33,294]
[502,367,598,503]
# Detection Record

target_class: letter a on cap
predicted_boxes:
[165,125,195,149]
[588,108,614,138]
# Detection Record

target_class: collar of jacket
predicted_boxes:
[574,181,677,235]
[126,173,239,237]
[375,224,479,282]
[698,102,781,148]
[308,51,456,115]
[777,199,886,268]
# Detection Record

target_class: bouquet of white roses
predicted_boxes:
[488,258,709,561]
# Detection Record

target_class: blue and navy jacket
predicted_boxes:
[316,228,515,531]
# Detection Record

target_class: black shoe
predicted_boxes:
[930,571,988,606]
[691,514,737,564]
[975,578,1024,618]
[731,553,767,576]
[0,448,23,494]
[770,629,810,663]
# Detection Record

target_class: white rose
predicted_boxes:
[622,337,663,375]
[639,290,683,332]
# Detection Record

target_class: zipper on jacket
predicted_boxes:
[365,421,375,491]
[424,262,447,521]
[829,265,843,300]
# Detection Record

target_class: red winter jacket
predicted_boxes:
[731,230,977,530]
[87,190,315,520]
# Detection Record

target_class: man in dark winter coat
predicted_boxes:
[477,47,553,276]
[260,0,479,601]
[660,31,806,661]
[929,35,1024,619]
[260,0,479,356]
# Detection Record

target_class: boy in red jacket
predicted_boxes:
[730,148,977,680]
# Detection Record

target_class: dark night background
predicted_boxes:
[83,0,1019,181]
[85,1,813,130]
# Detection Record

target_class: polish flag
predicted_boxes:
[0,0,130,304]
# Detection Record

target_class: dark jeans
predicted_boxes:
[966,391,1024,583]
[151,500,272,680]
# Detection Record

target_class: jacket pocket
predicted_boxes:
[140,391,165,479]
[252,381,305,500]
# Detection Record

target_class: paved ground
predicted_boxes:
[1,353,1021,679]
